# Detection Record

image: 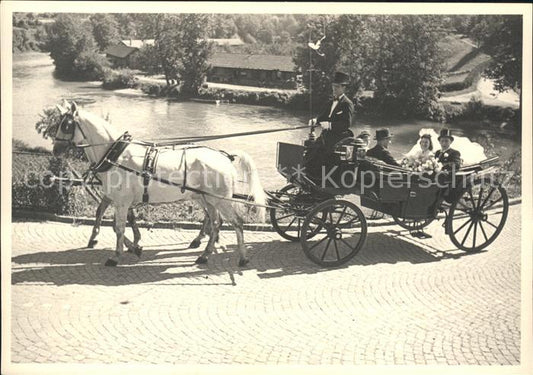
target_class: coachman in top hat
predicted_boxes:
[305,71,355,180]
[435,128,462,171]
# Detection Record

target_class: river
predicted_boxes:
[12,52,520,190]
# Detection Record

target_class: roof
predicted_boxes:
[208,53,295,72]
[121,39,155,48]
[120,38,242,48]
[207,38,244,46]
[104,44,138,59]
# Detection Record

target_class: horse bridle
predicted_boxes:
[55,112,87,144]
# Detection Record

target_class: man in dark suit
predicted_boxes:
[305,71,355,180]
[434,128,462,171]
[366,128,400,166]
[313,71,355,149]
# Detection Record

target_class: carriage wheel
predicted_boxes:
[301,199,367,267]
[392,215,434,231]
[270,184,326,242]
[446,180,508,252]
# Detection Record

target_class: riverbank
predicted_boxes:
[102,69,521,128]
[11,52,522,222]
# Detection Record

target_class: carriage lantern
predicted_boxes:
[336,138,367,161]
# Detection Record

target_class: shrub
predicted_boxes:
[72,50,110,81]
[35,107,62,140]
[441,98,520,126]
[440,59,492,93]
[102,69,139,90]
[12,139,50,154]
[12,155,71,214]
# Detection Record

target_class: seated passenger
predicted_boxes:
[366,128,400,167]
[435,128,462,171]
[356,130,371,148]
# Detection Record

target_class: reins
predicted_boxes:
[76,124,312,149]
[55,113,311,211]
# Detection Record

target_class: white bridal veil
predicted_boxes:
[405,128,487,166]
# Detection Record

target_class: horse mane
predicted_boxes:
[78,109,122,141]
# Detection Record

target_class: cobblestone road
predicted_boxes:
[10,205,521,365]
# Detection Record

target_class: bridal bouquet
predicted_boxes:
[401,156,443,174]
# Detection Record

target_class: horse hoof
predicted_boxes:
[127,246,143,258]
[87,239,98,248]
[105,258,118,267]
[189,239,201,249]
[238,258,249,267]
[195,256,208,264]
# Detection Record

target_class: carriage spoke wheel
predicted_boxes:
[301,199,367,267]
[392,215,434,231]
[270,184,326,242]
[446,180,508,252]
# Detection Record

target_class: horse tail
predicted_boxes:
[230,150,266,223]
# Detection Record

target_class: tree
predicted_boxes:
[90,14,120,52]
[208,14,237,38]
[279,31,291,45]
[114,13,136,39]
[149,14,213,93]
[133,44,161,74]
[46,14,102,80]
[174,14,214,96]
[371,15,446,119]
[333,15,377,98]
[482,15,522,93]
[293,16,340,111]
[152,15,181,85]
[468,15,501,48]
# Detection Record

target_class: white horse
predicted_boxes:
[52,101,266,267]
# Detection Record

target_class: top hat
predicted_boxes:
[332,71,350,85]
[438,128,454,141]
[374,128,393,140]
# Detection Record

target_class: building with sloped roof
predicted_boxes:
[207,53,298,89]
[104,38,299,89]
[104,44,139,67]
[121,39,155,48]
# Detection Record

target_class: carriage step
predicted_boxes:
[411,231,432,239]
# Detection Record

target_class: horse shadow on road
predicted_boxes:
[11,230,482,286]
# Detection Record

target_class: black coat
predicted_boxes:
[366,144,400,167]
[303,95,355,181]
[316,94,354,148]
[435,148,461,171]
[317,94,354,134]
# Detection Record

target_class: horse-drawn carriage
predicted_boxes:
[269,138,509,267]
[50,101,509,268]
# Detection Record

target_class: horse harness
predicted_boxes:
[90,132,237,204]
[142,146,161,202]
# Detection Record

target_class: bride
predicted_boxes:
[405,133,434,163]
[404,128,487,167]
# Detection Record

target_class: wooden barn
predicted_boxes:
[104,40,154,68]
[207,53,298,89]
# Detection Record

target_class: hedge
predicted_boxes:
[441,98,520,125]
[102,69,139,90]
[440,59,492,92]
[11,151,247,223]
